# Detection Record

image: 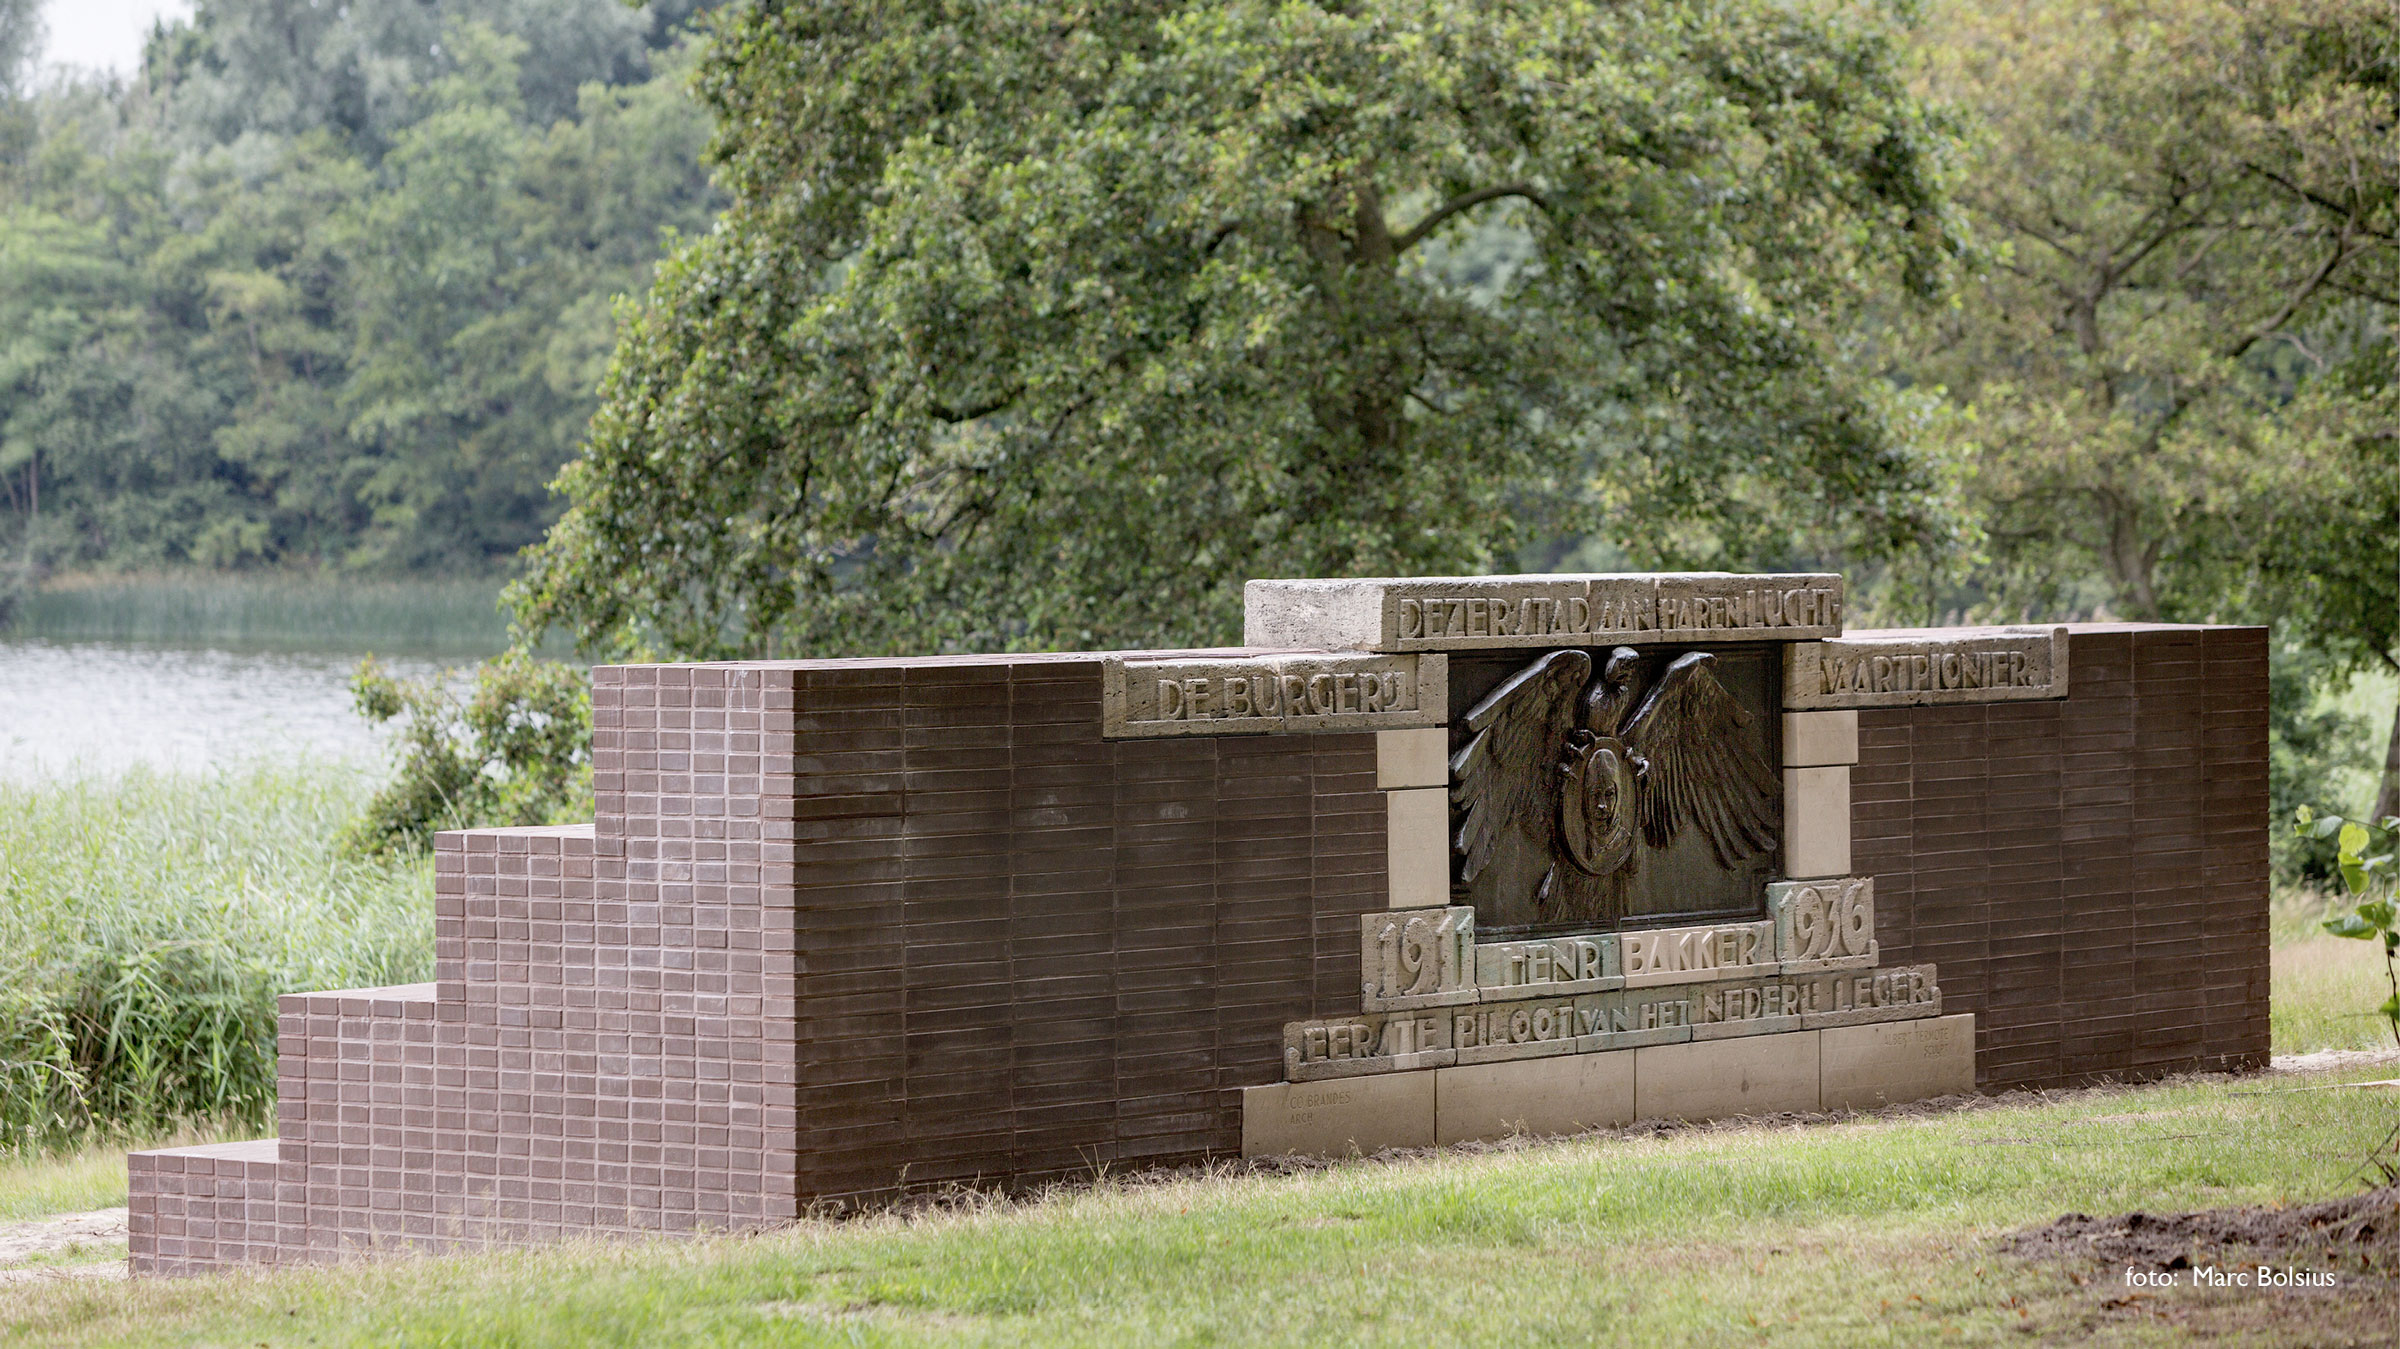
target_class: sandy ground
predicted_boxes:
[0,1207,127,1286]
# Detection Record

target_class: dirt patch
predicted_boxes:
[2272,1048,2400,1075]
[0,1207,128,1286]
[2004,1185,2400,1277]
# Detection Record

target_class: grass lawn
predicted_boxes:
[1,1067,2396,1346]
[3,777,2395,1342]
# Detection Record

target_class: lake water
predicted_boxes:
[0,639,462,781]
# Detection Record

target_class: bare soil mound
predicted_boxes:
[2004,1184,2400,1276]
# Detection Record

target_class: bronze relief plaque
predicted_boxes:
[1446,645,1781,936]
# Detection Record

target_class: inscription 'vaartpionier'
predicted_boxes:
[1783,629,2068,709]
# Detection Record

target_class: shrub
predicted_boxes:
[344,652,593,857]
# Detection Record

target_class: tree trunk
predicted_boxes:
[2374,683,2400,827]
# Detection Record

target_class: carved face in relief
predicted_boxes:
[1450,646,1782,933]
[1557,732,1638,877]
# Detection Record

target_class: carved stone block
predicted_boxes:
[1435,1051,1636,1144]
[1386,788,1452,909]
[1376,727,1449,789]
[1634,1032,1822,1120]
[1100,652,1445,738]
[1360,907,1477,1010]
[1783,628,2068,710]
[1768,877,1877,972]
[1782,766,1851,880]
[1619,920,1777,988]
[1780,710,1859,767]
[1653,574,1845,642]
[1569,987,1697,1050]
[1450,998,1592,1064]
[1283,1012,1455,1081]
[1474,933,1622,999]
[1241,1075,1436,1156]
[1242,573,1845,653]
[1795,965,1941,1029]
[1820,1013,1976,1109]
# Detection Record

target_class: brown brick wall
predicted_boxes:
[131,624,2270,1273]
[777,656,1385,1204]
[1853,624,2270,1090]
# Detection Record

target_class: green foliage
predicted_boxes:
[0,0,724,582]
[515,0,1974,659]
[344,652,592,857]
[0,766,431,1152]
[1904,0,2396,626]
[2294,806,2400,1048]
[2269,642,2376,882]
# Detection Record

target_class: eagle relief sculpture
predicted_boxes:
[1451,647,1781,930]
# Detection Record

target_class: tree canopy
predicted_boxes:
[0,0,724,580]
[514,0,1972,659]
[1899,0,2396,816]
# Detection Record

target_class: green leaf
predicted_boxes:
[2340,860,2370,895]
[2339,822,2370,858]
[2359,900,2397,930]
[2324,914,2377,939]
[2295,805,2316,827]
[2380,992,2400,1024]
[2310,815,2348,840]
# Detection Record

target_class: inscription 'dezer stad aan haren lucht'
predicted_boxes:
[1241,573,1844,652]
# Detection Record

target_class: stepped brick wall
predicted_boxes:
[129,624,2270,1274]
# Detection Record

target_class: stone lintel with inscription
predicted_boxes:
[1243,573,1845,653]
[1285,965,1943,1079]
[1101,652,1445,738]
[1783,628,2068,710]
[1356,895,1893,1013]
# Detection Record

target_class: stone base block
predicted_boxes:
[1435,1051,1635,1145]
[1635,1033,1822,1120]
[1820,1013,1976,1110]
[1247,1015,1980,1156]
[1241,1073,1436,1157]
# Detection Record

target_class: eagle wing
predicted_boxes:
[1449,650,1591,886]
[1620,652,1780,868]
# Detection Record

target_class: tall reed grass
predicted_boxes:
[0,766,432,1152]
[7,573,516,654]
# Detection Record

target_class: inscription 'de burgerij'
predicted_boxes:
[1100,653,1445,738]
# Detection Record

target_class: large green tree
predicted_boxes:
[516,0,1970,659]
[1903,0,2397,816]
[1907,0,2395,626]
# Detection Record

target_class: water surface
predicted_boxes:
[0,639,457,780]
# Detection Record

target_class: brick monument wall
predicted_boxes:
[129,621,2270,1272]
[1853,624,2271,1090]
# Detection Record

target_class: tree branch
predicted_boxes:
[1393,182,1551,254]
[2243,163,2400,242]
[929,390,1021,424]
